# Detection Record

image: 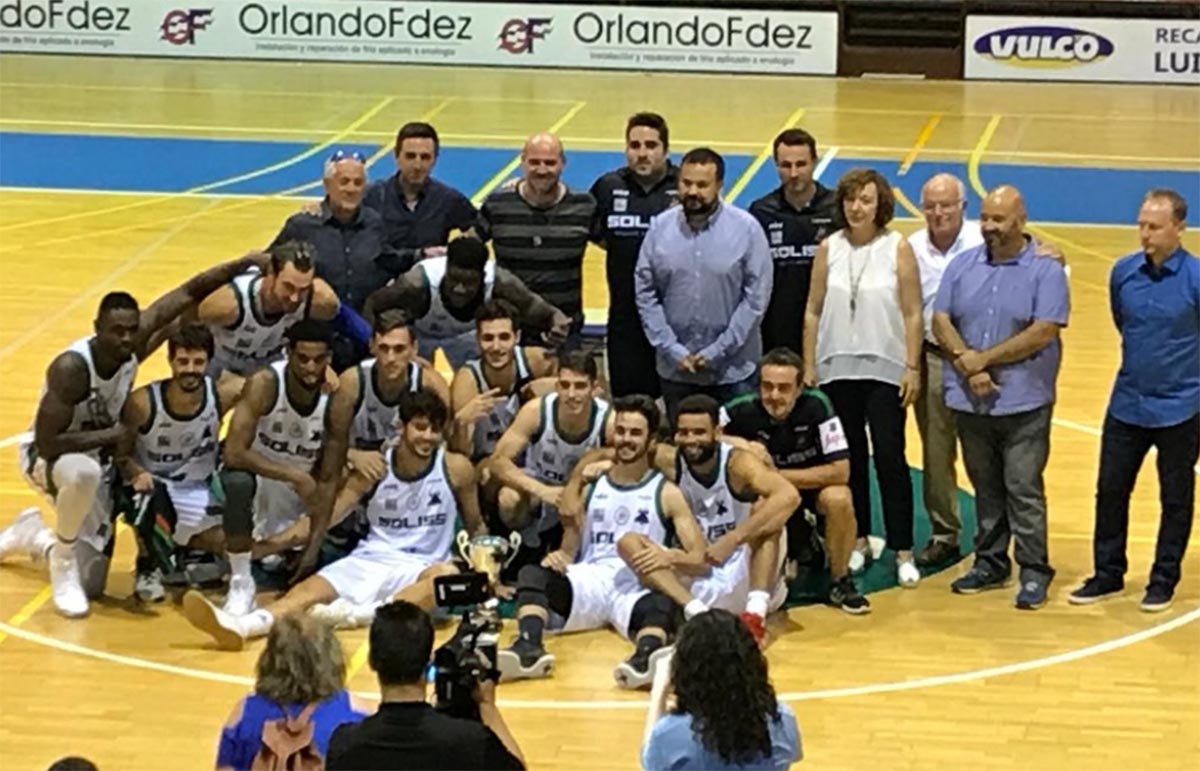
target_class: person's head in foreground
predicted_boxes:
[256,613,348,705]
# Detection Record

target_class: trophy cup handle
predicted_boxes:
[456,530,471,562]
[503,531,523,567]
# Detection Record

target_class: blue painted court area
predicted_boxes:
[0,130,1196,225]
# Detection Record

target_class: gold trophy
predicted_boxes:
[456,531,523,586]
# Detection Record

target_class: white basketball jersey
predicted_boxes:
[580,470,669,564]
[351,359,423,450]
[464,348,532,461]
[527,393,609,485]
[135,378,221,484]
[251,361,328,474]
[676,443,754,544]
[362,447,457,559]
[412,256,495,341]
[25,336,137,465]
[209,272,309,377]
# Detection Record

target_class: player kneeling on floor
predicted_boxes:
[181,389,487,650]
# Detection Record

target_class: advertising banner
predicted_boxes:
[965,15,1199,84]
[0,0,839,75]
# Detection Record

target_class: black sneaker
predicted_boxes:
[613,645,673,690]
[951,567,1011,594]
[1140,584,1174,613]
[495,638,554,682]
[829,576,871,615]
[1068,576,1124,605]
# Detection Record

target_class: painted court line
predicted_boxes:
[726,107,805,204]
[0,606,1193,709]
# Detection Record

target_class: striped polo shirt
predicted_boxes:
[477,186,596,321]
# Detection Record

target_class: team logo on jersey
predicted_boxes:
[635,508,650,525]
[614,198,628,213]
[181,433,196,448]
[615,507,630,525]
[288,422,304,439]
[406,494,420,511]
[386,499,399,511]
[271,421,284,434]
[157,435,171,448]
[770,230,783,246]
[593,509,605,522]
[428,492,443,506]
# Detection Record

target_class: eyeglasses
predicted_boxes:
[328,150,366,163]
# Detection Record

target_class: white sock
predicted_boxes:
[746,590,770,618]
[683,599,709,620]
[229,552,252,581]
[242,608,274,638]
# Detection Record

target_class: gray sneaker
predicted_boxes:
[1015,577,1050,610]
[951,566,1011,594]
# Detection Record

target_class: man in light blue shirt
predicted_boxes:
[933,185,1070,611]
[635,148,772,426]
[1071,188,1200,613]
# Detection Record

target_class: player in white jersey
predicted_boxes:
[489,350,612,564]
[113,325,241,602]
[197,241,340,387]
[496,395,710,689]
[181,390,485,650]
[0,252,269,617]
[364,236,571,368]
[212,320,353,616]
[449,300,556,465]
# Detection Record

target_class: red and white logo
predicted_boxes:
[161,9,213,45]
[498,17,551,54]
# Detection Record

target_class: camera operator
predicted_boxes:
[326,600,525,771]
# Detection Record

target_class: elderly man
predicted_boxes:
[636,147,772,426]
[590,112,679,398]
[363,121,478,261]
[477,133,596,345]
[1071,189,1199,613]
[933,185,1070,611]
[907,173,984,566]
[273,151,403,368]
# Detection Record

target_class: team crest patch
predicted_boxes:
[635,508,649,525]
[615,507,630,525]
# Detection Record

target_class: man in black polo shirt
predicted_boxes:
[476,132,596,344]
[364,121,478,262]
[749,129,842,354]
[720,348,868,613]
[272,151,401,369]
[327,600,525,771]
[589,112,679,398]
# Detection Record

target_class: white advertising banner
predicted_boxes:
[0,0,839,75]
[965,15,1199,84]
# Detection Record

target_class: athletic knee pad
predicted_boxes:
[629,592,681,638]
[515,564,573,617]
[52,454,103,495]
[217,469,256,539]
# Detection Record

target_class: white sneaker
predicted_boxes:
[897,556,921,588]
[848,543,870,574]
[310,598,376,630]
[222,574,257,616]
[135,569,166,603]
[182,590,248,651]
[48,542,89,618]
[0,507,48,561]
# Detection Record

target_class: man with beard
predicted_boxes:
[635,148,773,426]
[0,251,269,617]
[198,240,340,386]
[476,132,596,344]
[749,129,842,355]
[206,320,354,616]
[496,395,708,690]
[114,324,242,601]
[934,185,1069,611]
[720,348,870,615]
[589,112,679,398]
[181,390,485,649]
[364,236,570,368]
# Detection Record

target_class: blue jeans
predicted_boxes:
[661,374,757,429]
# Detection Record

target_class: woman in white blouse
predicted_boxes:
[802,168,924,587]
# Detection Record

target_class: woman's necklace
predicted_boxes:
[848,243,871,320]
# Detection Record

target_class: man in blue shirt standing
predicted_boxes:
[933,185,1070,611]
[635,148,772,426]
[1071,189,1199,612]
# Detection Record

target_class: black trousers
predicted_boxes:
[823,378,914,551]
[1093,412,1200,591]
[605,315,661,398]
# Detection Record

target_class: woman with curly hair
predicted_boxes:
[641,610,802,770]
[216,614,372,770]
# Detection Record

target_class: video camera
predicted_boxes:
[430,571,502,722]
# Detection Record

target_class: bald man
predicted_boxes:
[273,151,408,368]
[476,133,596,345]
[933,185,1070,611]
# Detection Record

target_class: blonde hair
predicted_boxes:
[255,614,347,705]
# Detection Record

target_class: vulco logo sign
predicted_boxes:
[974,25,1114,68]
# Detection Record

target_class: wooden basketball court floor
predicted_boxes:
[0,55,1197,770]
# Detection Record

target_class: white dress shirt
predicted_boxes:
[908,220,984,342]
